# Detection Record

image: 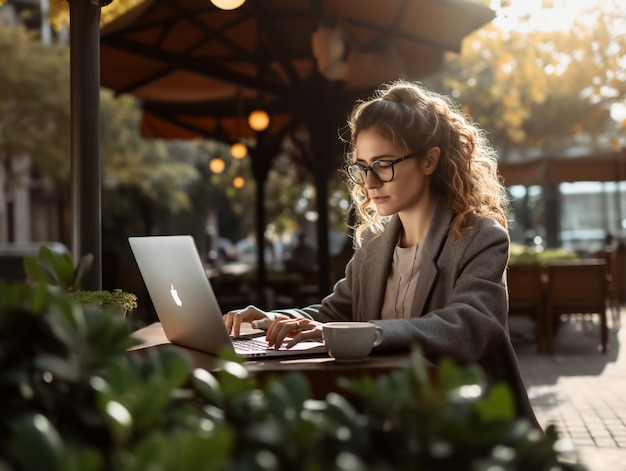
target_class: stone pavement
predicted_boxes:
[510,310,626,471]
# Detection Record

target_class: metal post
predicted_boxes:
[69,0,102,290]
[544,184,561,248]
[250,138,272,309]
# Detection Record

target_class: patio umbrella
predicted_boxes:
[100,0,493,103]
[100,0,495,298]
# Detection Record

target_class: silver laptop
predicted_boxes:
[128,235,327,359]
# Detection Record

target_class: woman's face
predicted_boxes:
[354,128,437,217]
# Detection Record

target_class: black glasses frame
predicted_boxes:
[346,152,422,185]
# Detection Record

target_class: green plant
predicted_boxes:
[23,245,137,316]
[69,289,137,315]
[23,245,92,292]
[509,243,579,265]
[0,277,588,471]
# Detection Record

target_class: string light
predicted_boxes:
[248,109,270,132]
[209,157,225,174]
[230,142,248,159]
[210,0,246,10]
[233,176,245,188]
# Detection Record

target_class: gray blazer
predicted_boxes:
[280,198,539,427]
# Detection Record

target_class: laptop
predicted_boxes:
[128,235,327,359]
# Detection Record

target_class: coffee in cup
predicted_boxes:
[322,321,383,362]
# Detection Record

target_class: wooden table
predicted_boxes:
[130,322,420,399]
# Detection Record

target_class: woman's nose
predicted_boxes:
[364,170,381,189]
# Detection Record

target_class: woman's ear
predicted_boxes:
[421,147,441,175]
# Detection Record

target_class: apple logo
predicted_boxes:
[170,284,183,306]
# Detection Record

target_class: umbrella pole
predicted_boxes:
[314,163,331,297]
[254,175,268,307]
[305,86,348,299]
[69,0,102,290]
[251,135,281,309]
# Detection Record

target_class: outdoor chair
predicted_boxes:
[507,263,547,352]
[545,259,608,353]
[604,247,622,329]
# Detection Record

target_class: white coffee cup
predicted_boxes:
[322,322,384,362]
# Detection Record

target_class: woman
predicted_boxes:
[224,81,539,427]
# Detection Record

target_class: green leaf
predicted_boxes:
[30,281,50,312]
[23,254,50,285]
[280,372,312,406]
[130,381,180,432]
[38,245,75,290]
[102,400,133,445]
[130,429,234,471]
[11,413,63,471]
[59,446,104,471]
[325,393,362,425]
[266,379,296,421]
[216,359,257,398]
[438,357,485,394]
[44,299,87,353]
[177,430,233,471]
[152,348,192,389]
[73,253,94,290]
[35,353,82,382]
[103,356,141,394]
[475,384,515,421]
[192,368,225,406]
[129,432,172,468]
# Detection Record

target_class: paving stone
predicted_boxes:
[511,310,626,470]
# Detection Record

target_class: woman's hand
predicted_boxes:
[223,305,271,337]
[265,317,323,349]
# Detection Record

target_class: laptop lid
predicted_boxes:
[128,235,326,358]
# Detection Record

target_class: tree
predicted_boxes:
[0,23,71,184]
[0,19,210,250]
[426,0,626,160]
[0,22,71,240]
[99,90,214,254]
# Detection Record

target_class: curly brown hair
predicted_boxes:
[344,81,509,246]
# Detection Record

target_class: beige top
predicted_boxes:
[381,242,423,319]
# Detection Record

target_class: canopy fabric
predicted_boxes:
[498,150,626,186]
[100,0,495,106]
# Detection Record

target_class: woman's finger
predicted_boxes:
[250,317,273,330]
[266,318,293,347]
[283,328,323,348]
[266,318,312,348]
[223,312,234,333]
[223,306,267,337]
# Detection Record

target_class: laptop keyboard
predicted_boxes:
[232,337,270,353]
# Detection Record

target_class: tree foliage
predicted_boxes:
[0,19,210,249]
[48,0,143,30]
[0,23,71,183]
[100,90,200,215]
[99,91,218,252]
[427,0,626,160]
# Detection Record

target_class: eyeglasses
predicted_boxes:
[346,153,421,185]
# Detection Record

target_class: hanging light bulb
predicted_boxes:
[210,0,246,10]
[230,142,248,159]
[248,109,270,132]
[209,157,226,174]
[233,176,245,188]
